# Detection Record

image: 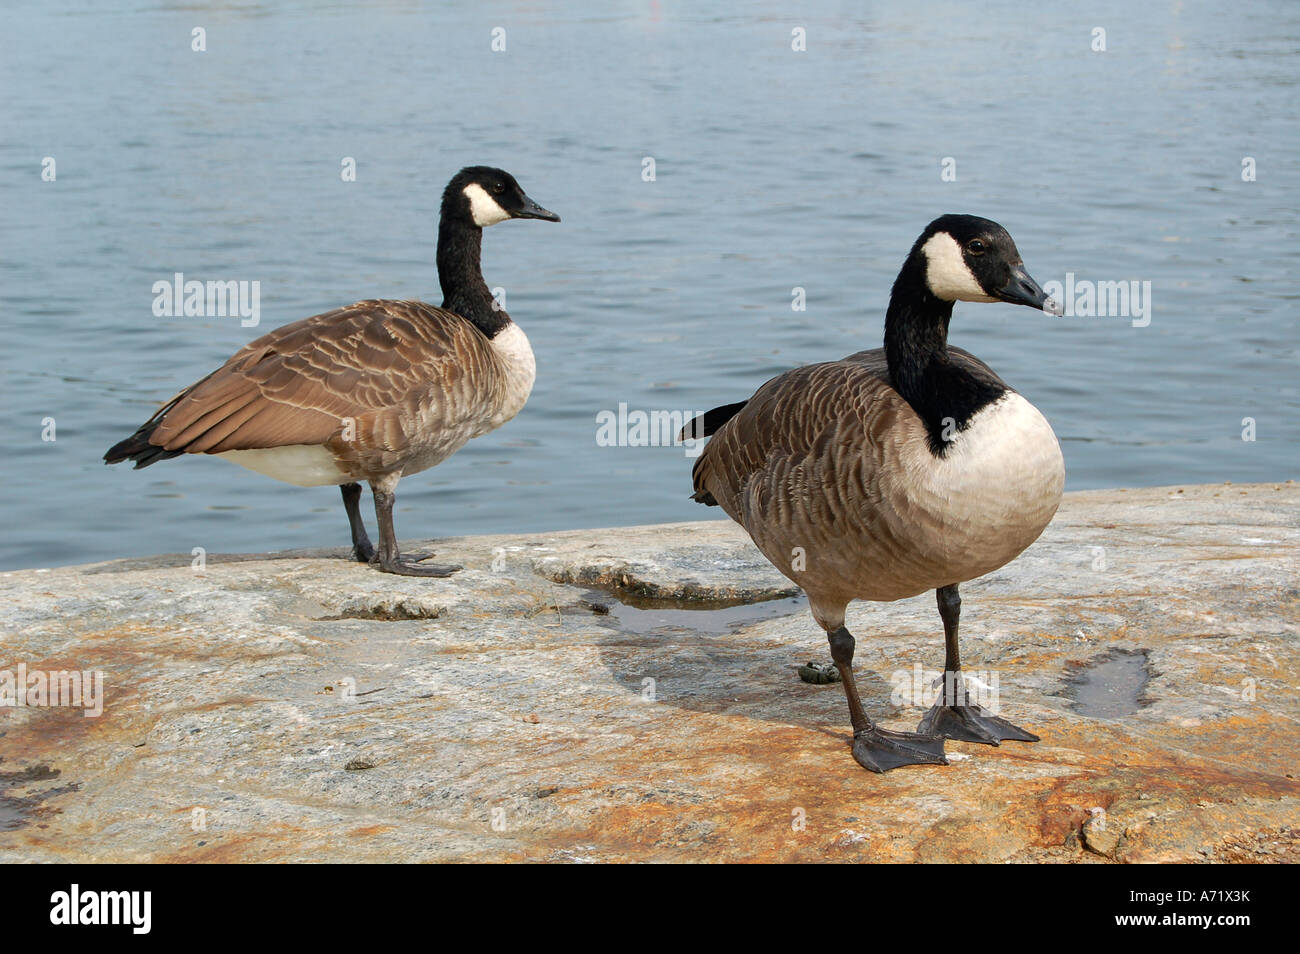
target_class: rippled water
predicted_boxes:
[2,2,1297,570]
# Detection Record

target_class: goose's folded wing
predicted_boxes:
[689,356,909,517]
[145,299,497,455]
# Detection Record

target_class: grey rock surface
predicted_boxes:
[1,482,1297,862]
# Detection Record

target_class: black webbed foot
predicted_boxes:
[370,554,461,577]
[851,725,949,773]
[917,692,1039,745]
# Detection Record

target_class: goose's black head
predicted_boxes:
[910,214,1058,314]
[441,166,561,228]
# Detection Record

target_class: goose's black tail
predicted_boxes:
[104,417,182,469]
[678,400,747,442]
[680,400,748,507]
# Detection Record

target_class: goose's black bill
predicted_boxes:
[513,194,560,222]
[997,264,1059,314]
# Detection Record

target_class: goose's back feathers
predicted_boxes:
[118,299,534,485]
[690,346,1000,503]
[691,346,1063,618]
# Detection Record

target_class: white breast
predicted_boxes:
[486,322,536,430]
[915,392,1064,570]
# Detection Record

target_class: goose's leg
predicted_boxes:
[340,483,375,563]
[369,486,462,578]
[917,584,1039,744]
[827,625,948,773]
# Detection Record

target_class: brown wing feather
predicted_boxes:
[691,357,897,517]
[691,345,1010,505]
[147,300,501,466]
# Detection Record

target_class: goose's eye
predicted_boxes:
[967,239,986,255]
[492,182,506,195]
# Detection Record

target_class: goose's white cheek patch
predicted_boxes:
[921,232,996,302]
[463,183,511,227]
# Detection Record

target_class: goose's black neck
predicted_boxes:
[884,255,1004,455]
[437,216,510,338]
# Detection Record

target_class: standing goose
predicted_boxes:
[104,166,560,576]
[682,214,1063,772]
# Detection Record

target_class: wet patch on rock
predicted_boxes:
[578,588,807,636]
[0,763,78,832]
[1064,649,1154,718]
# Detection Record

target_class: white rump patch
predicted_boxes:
[463,183,510,227]
[921,232,996,303]
[217,444,349,487]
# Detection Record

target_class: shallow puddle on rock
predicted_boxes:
[581,590,807,636]
[1067,650,1151,718]
[0,764,62,832]
[0,800,27,831]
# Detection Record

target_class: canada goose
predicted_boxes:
[682,215,1063,772]
[104,166,559,576]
